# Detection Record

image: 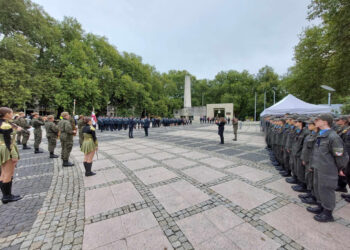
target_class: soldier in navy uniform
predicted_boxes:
[143,116,150,136]
[128,117,135,138]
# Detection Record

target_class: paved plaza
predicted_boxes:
[1,123,350,250]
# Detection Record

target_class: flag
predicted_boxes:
[91,111,97,125]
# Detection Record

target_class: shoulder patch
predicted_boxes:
[333,147,344,157]
[90,126,95,131]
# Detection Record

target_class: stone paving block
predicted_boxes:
[135,167,178,185]
[181,151,209,160]
[123,158,157,171]
[103,148,129,155]
[238,152,267,162]
[91,159,115,170]
[183,166,226,183]
[216,148,243,156]
[83,216,125,250]
[265,178,300,200]
[198,234,240,250]
[95,240,127,250]
[85,187,116,218]
[203,205,245,232]
[112,152,142,162]
[177,213,221,248]
[110,182,144,207]
[163,158,197,169]
[165,148,189,154]
[126,226,173,250]
[200,157,233,169]
[335,203,350,221]
[211,180,276,210]
[136,147,160,155]
[84,168,126,188]
[120,208,159,236]
[224,223,281,250]
[261,203,350,250]
[151,180,210,214]
[227,165,273,182]
[148,152,175,161]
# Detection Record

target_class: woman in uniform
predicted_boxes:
[0,107,22,204]
[81,117,97,177]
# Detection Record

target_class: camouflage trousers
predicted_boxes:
[16,130,22,143]
[304,163,314,193]
[47,136,57,153]
[22,130,30,145]
[61,139,73,161]
[34,129,42,148]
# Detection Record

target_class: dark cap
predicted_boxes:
[307,118,316,124]
[296,117,307,122]
[339,115,348,121]
[315,113,333,125]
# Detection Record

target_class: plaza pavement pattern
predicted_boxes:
[1,123,350,250]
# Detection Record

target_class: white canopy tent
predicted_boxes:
[260,94,332,117]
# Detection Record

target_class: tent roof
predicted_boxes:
[260,94,332,116]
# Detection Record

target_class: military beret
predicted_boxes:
[315,113,333,125]
[307,118,316,124]
[47,115,54,119]
[32,112,39,116]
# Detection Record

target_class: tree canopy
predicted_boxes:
[0,0,349,118]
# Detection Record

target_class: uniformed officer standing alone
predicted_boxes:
[45,115,59,158]
[31,112,46,153]
[232,117,238,141]
[58,112,75,167]
[143,116,150,137]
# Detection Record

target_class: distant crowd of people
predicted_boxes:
[97,117,192,133]
[263,113,350,223]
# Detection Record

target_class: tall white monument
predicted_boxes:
[184,75,192,108]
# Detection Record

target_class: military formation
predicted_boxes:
[263,113,350,222]
[97,116,192,133]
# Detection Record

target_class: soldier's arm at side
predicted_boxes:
[331,135,349,171]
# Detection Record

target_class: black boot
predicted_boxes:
[292,183,308,192]
[85,162,96,177]
[22,144,31,150]
[9,181,21,200]
[62,160,74,167]
[345,197,350,203]
[301,196,318,205]
[314,209,334,222]
[286,176,298,184]
[307,204,323,214]
[16,140,21,145]
[299,192,312,199]
[281,171,291,177]
[1,182,22,204]
[35,148,43,154]
[49,152,59,158]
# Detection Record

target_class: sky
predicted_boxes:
[33,0,317,79]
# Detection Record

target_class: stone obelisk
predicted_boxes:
[184,75,192,108]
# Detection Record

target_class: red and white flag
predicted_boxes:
[91,111,97,125]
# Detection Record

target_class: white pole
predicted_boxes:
[73,99,76,115]
[254,92,257,121]
[328,92,331,106]
[273,90,276,104]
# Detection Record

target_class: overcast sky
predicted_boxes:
[34,0,316,79]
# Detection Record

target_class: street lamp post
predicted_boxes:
[321,85,335,106]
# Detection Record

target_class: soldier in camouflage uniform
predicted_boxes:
[45,115,59,158]
[338,115,350,202]
[77,115,85,147]
[58,112,75,167]
[17,112,31,150]
[31,112,46,153]
[232,117,238,141]
[285,116,298,184]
